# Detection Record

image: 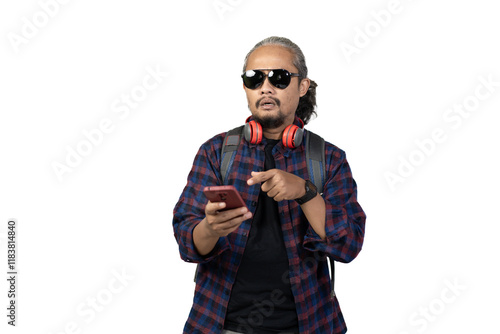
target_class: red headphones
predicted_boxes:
[243,116,304,148]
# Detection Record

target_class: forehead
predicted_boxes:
[245,45,297,72]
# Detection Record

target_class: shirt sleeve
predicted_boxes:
[303,147,366,263]
[172,134,232,263]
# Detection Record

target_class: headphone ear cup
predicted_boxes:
[282,124,304,148]
[244,120,263,144]
[293,126,304,148]
[281,125,297,148]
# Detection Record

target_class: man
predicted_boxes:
[173,36,366,334]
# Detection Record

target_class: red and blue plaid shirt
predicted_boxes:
[173,123,366,334]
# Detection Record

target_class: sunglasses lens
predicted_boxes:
[242,69,296,89]
[242,70,264,89]
[268,69,291,89]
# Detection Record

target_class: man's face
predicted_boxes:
[243,45,310,130]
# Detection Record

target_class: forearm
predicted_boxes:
[193,219,219,256]
[300,193,326,240]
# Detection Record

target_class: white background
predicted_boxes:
[1,0,499,333]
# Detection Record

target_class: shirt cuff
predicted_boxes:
[184,223,231,263]
[303,221,348,253]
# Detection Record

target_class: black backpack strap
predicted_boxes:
[220,125,244,185]
[305,131,335,297]
[328,258,336,298]
[194,126,244,283]
[305,131,326,194]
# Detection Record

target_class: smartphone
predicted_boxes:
[203,185,247,210]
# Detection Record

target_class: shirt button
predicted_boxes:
[251,201,257,207]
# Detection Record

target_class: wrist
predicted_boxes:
[298,179,307,198]
[193,219,220,256]
[295,180,318,205]
[197,218,218,240]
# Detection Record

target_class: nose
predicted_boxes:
[259,73,275,95]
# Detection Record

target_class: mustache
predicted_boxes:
[255,97,281,109]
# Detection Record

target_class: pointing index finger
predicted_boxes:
[247,170,274,185]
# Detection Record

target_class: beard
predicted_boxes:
[253,97,285,129]
[253,112,286,129]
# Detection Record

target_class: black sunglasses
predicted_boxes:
[241,69,300,89]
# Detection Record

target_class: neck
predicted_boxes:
[263,127,284,140]
[262,116,296,140]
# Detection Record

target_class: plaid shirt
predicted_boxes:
[173,122,366,334]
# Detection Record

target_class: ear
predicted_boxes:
[299,78,310,97]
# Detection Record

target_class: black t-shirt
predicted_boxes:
[224,140,299,334]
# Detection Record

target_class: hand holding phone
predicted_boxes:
[195,186,251,253]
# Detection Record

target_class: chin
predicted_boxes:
[253,112,285,129]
